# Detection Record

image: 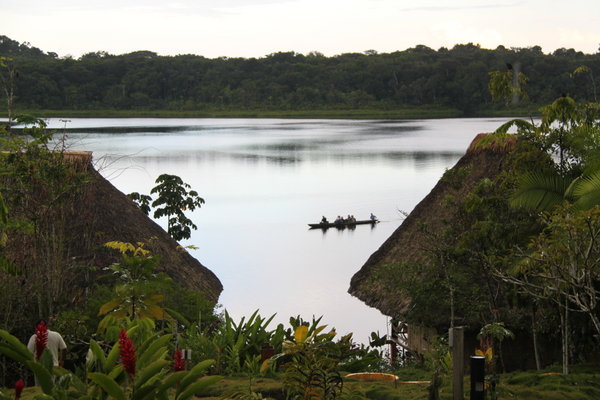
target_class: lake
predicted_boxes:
[46,117,515,343]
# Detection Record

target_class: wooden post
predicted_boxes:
[390,319,398,365]
[450,326,464,400]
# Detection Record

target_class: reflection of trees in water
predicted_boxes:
[120,149,461,167]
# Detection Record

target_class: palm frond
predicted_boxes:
[494,119,536,135]
[510,171,573,211]
[571,169,600,210]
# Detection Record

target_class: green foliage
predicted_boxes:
[1,325,222,400]
[276,325,344,400]
[128,192,152,215]
[515,205,600,335]
[128,174,204,241]
[182,310,285,375]
[478,322,515,343]
[488,69,528,105]
[423,337,451,400]
[150,174,204,241]
[3,37,599,116]
[0,116,93,341]
[99,242,172,328]
[510,171,574,211]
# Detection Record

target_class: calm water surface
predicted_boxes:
[47,117,514,342]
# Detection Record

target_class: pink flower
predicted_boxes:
[119,330,136,379]
[15,379,25,400]
[173,349,185,372]
[35,322,48,360]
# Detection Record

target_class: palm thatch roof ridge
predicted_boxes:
[348,133,516,317]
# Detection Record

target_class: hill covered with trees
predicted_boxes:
[1,35,599,116]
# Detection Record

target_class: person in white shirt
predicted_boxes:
[26,319,67,367]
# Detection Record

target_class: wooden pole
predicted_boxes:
[450,326,464,400]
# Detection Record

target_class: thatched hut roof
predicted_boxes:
[348,133,517,318]
[80,156,222,301]
[4,151,222,302]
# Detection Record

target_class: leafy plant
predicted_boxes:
[129,174,204,241]
[423,337,451,400]
[0,325,222,400]
[98,242,175,336]
[272,325,344,400]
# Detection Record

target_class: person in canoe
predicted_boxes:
[320,216,329,224]
[370,213,377,222]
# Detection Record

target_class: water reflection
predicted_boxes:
[105,150,461,168]
[57,117,517,343]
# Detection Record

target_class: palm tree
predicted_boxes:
[496,95,600,212]
[510,169,600,212]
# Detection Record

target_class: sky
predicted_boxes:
[1,0,598,59]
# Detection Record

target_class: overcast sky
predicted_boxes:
[1,0,598,58]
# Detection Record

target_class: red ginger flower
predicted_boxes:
[173,349,185,372]
[14,379,25,400]
[35,322,48,360]
[119,330,136,379]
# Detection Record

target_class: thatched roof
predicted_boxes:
[348,133,517,318]
[4,151,222,302]
[82,162,223,301]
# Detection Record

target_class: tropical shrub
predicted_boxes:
[0,321,222,400]
[272,325,344,400]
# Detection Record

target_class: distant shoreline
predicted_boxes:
[5,106,541,120]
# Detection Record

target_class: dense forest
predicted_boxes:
[1,35,599,115]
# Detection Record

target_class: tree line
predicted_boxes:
[1,35,599,115]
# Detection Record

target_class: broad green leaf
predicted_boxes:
[135,359,169,390]
[156,371,188,398]
[0,343,30,363]
[163,307,191,327]
[137,334,171,368]
[108,364,124,380]
[313,325,328,336]
[126,324,140,338]
[132,381,160,400]
[176,375,222,400]
[104,342,120,372]
[89,340,107,371]
[178,359,214,391]
[25,360,54,394]
[98,299,121,316]
[0,330,33,361]
[88,372,126,400]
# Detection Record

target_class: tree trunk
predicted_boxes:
[532,307,541,370]
[559,298,569,375]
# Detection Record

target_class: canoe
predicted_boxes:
[308,220,379,229]
[345,372,399,382]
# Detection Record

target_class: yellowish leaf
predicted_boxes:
[485,347,493,361]
[260,359,270,374]
[98,299,121,316]
[294,325,308,343]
